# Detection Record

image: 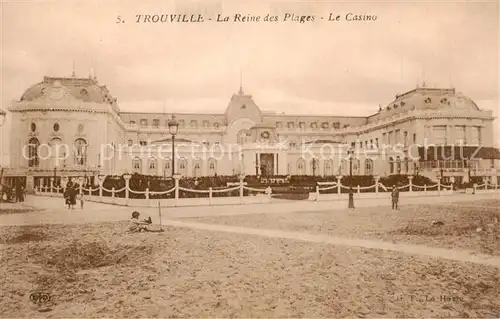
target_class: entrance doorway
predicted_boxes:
[260,153,274,177]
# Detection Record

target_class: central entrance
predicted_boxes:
[259,153,274,177]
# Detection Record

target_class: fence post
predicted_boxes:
[123,174,132,206]
[112,187,115,204]
[239,174,245,204]
[266,186,272,203]
[99,184,103,202]
[337,175,342,196]
[315,185,320,202]
[374,176,380,196]
[357,185,360,194]
[408,175,413,193]
[437,177,441,195]
[174,175,180,207]
[473,183,477,194]
[424,184,427,194]
[79,182,83,196]
[146,188,150,207]
[56,186,60,195]
[209,187,212,206]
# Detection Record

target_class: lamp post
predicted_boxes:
[53,166,57,186]
[0,109,6,200]
[347,147,355,209]
[167,115,179,177]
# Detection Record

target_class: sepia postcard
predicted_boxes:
[0,0,499,318]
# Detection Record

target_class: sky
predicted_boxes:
[0,0,499,165]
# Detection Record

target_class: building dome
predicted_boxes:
[19,76,119,109]
[369,87,481,123]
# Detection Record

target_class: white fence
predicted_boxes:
[34,175,499,208]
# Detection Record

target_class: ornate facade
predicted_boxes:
[4,75,500,192]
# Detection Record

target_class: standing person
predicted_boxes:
[20,185,25,202]
[69,185,77,210]
[15,180,22,203]
[63,186,71,209]
[391,185,400,210]
[78,192,84,209]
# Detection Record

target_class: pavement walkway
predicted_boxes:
[2,193,499,268]
[0,192,498,226]
[162,219,500,268]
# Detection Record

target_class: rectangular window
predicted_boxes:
[395,129,401,144]
[375,138,379,147]
[153,119,160,127]
[470,126,480,145]
[433,125,446,145]
[382,133,387,145]
[455,126,466,145]
[403,131,408,145]
[412,133,416,144]
[140,119,148,127]
[388,131,393,145]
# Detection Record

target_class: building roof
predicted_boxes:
[367,87,481,123]
[18,76,120,112]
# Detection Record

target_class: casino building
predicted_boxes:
[3,73,500,192]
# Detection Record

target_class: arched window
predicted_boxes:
[324,159,333,176]
[389,157,394,174]
[352,159,360,175]
[396,156,402,174]
[208,158,217,176]
[51,138,65,167]
[296,158,305,175]
[74,138,87,166]
[178,158,187,176]
[311,158,319,176]
[132,157,142,173]
[365,159,374,175]
[237,129,249,145]
[148,157,157,170]
[193,158,202,177]
[28,138,40,167]
[340,159,348,175]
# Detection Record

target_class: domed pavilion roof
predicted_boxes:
[368,87,481,123]
[18,75,120,112]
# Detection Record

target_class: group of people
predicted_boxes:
[0,182,25,202]
[63,184,84,210]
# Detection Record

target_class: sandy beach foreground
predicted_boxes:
[1,207,499,318]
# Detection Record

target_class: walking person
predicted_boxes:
[391,185,400,210]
